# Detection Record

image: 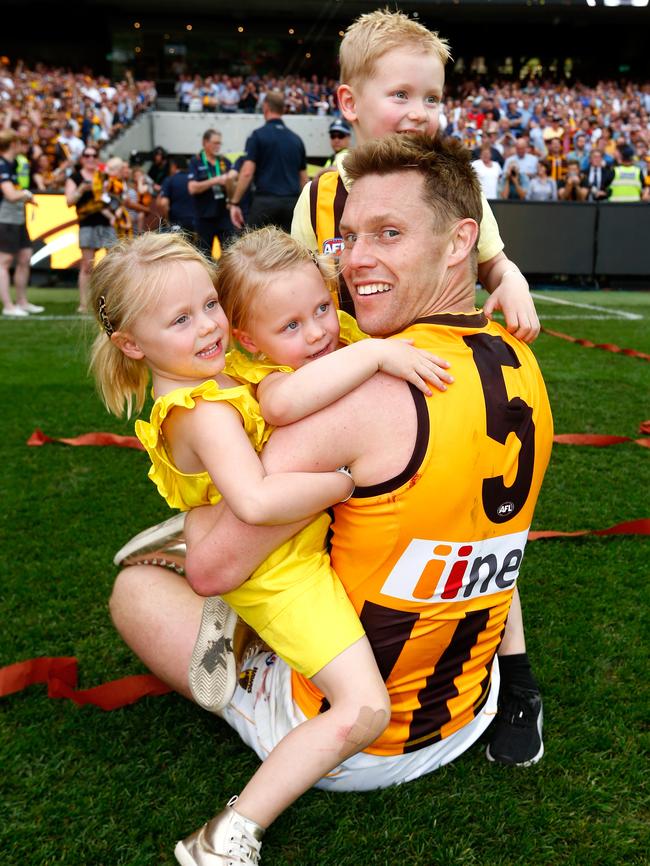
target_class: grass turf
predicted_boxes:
[1,287,648,865]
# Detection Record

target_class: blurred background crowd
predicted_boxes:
[1,60,648,204]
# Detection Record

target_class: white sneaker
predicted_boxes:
[175,797,264,866]
[20,303,45,314]
[189,597,238,712]
[2,305,29,317]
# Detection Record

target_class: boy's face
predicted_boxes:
[338,48,445,145]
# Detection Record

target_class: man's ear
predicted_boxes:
[447,218,479,266]
[231,327,259,355]
[110,330,145,360]
[337,84,358,124]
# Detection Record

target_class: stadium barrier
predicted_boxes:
[27,193,650,279]
[491,200,650,278]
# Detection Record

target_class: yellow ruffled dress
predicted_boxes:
[135,351,364,678]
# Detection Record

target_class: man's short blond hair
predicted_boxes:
[340,8,451,88]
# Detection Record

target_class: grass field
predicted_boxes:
[1,286,648,866]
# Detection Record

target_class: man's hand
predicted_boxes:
[229,203,245,229]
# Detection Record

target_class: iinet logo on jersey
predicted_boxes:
[380,529,529,604]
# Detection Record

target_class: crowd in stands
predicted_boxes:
[0,61,157,194]
[1,59,648,206]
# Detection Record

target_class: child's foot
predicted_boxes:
[175,796,264,866]
[189,596,238,712]
[113,512,187,574]
[19,302,45,314]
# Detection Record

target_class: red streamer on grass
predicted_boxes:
[541,327,650,361]
[0,656,171,710]
[27,428,144,450]
[529,518,650,541]
[553,433,650,448]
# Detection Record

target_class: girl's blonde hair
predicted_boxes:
[217,226,336,333]
[88,231,218,418]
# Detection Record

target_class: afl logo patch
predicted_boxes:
[322,237,345,256]
[496,502,515,517]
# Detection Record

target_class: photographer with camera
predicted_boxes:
[558,159,587,201]
[499,160,529,200]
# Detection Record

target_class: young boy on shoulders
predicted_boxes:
[291,8,544,768]
[291,8,539,344]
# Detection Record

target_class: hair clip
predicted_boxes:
[98,295,114,336]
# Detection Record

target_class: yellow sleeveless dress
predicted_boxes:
[135,366,364,678]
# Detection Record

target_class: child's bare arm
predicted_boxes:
[257,338,453,426]
[178,400,353,528]
[479,252,540,343]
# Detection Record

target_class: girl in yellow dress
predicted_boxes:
[89,229,450,866]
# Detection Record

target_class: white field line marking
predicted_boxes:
[531,292,642,320]
[538,314,641,320]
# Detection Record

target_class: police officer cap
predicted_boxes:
[620,144,635,160]
[329,119,351,136]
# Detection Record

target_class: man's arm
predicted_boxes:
[185,373,416,594]
[228,159,256,229]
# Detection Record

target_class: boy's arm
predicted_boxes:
[257,338,453,426]
[175,399,352,526]
[479,251,540,343]
[476,195,540,343]
[290,181,318,251]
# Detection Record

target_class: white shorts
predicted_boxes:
[218,651,499,793]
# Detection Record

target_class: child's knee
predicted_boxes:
[340,693,390,754]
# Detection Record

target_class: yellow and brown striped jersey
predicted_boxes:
[291,312,553,756]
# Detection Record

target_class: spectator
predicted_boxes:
[471,143,502,200]
[188,128,238,257]
[527,161,558,201]
[471,124,505,167]
[567,132,591,171]
[543,137,569,185]
[56,121,84,167]
[0,129,41,317]
[503,136,538,179]
[238,81,258,114]
[64,145,117,313]
[158,154,196,235]
[228,91,308,233]
[500,161,529,200]
[558,159,586,201]
[580,149,614,201]
[542,114,564,145]
[147,146,169,194]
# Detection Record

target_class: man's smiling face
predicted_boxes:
[339,170,449,336]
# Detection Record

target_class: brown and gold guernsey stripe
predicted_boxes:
[291,315,553,756]
[309,170,354,314]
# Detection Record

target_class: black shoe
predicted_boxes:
[486,684,544,767]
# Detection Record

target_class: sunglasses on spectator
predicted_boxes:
[330,132,348,140]
[83,151,97,157]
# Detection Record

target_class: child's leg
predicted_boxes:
[233,636,390,829]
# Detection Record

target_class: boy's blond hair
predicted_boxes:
[339,8,451,88]
[218,226,336,333]
[88,231,218,418]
